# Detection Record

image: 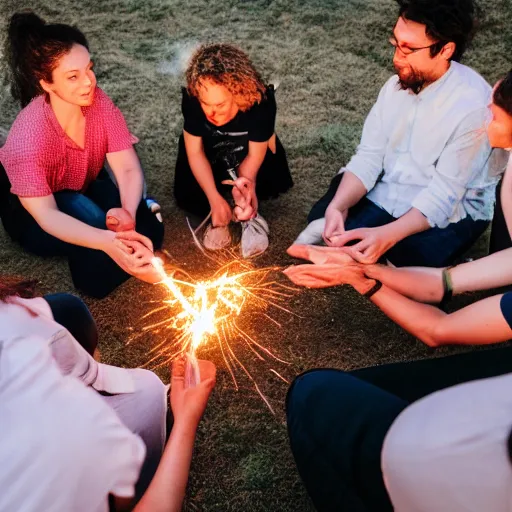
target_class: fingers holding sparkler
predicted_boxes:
[171,356,216,428]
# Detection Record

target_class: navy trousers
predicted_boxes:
[286,346,512,511]
[1,169,164,298]
[308,174,488,267]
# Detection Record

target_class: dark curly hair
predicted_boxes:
[494,69,512,116]
[3,11,89,108]
[396,0,480,61]
[186,43,266,112]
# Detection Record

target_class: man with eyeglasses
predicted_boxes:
[295,0,505,268]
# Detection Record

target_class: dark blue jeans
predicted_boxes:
[286,346,512,512]
[44,293,98,356]
[1,169,164,298]
[308,174,488,267]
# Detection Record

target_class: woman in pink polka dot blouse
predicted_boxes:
[0,12,164,298]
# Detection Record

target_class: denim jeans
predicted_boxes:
[308,174,489,267]
[1,169,164,298]
[286,346,512,512]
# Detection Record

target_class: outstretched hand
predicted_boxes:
[284,243,375,292]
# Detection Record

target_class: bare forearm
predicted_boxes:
[366,264,444,303]
[188,152,221,202]
[135,422,197,512]
[380,207,430,246]
[451,248,512,293]
[36,209,112,250]
[366,284,446,346]
[238,153,265,181]
[329,171,367,210]
[117,167,144,220]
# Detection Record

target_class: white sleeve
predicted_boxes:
[343,78,393,191]
[411,107,492,227]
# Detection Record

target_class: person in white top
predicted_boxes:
[0,277,216,512]
[295,0,507,268]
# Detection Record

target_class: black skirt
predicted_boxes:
[173,134,293,218]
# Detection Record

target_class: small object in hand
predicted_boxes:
[185,352,201,388]
[106,208,135,232]
[145,196,163,223]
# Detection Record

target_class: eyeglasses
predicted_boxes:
[389,36,438,56]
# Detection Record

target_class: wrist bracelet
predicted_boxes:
[364,280,382,299]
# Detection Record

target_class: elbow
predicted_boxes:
[422,323,449,348]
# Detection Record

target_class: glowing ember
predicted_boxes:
[139,257,294,412]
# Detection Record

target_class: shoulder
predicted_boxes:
[0,98,52,163]
[6,96,48,144]
[446,62,492,107]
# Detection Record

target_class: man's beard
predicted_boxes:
[395,65,430,95]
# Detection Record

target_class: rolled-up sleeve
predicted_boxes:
[411,107,492,228]
[344,79,391,191]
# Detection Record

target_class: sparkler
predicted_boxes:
[140,256,295,412]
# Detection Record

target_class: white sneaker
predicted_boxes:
[203,224,231,250]
[294,217,325,245]
[241,214,269,258]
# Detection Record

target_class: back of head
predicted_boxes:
[396,0,480,61]
[186,43,266,111]
[4,11,89,108]
[0,276,37,302]
[494,69,512,117]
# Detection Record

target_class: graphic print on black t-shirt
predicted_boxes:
[181,86,276,176]
[204,127,248,173]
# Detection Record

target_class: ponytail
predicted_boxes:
[3,11,89,108]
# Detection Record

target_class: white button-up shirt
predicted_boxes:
[344,61,505,228]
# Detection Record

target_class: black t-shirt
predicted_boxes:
[181,86,276,172]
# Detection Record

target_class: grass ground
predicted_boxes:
[1,0,511,510]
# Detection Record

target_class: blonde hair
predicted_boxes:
[186,43,266,112]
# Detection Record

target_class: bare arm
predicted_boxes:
[238,140,268,181]
[328,171,368,211]
[133,359,216,512]
[366,247,512,302]
[183,130,221,204]
[20,195,114,250]
[106,147,144,221]
[366,284,511,347]
[285,244,512,347]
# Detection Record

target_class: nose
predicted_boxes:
[83,74,92,87]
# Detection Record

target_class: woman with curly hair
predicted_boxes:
[174,43,293,254]
[0,12,164,298]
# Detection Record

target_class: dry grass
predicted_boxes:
[0,0,511,510]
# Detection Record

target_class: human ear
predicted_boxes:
[441,42,456,61]
[39,78,53,94]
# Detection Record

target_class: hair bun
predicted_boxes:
[8,11,46,42]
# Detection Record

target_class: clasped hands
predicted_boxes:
[323,205,397,264]
[210,176,257,227]
[284,244,376,294]
[105,208,160,283]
